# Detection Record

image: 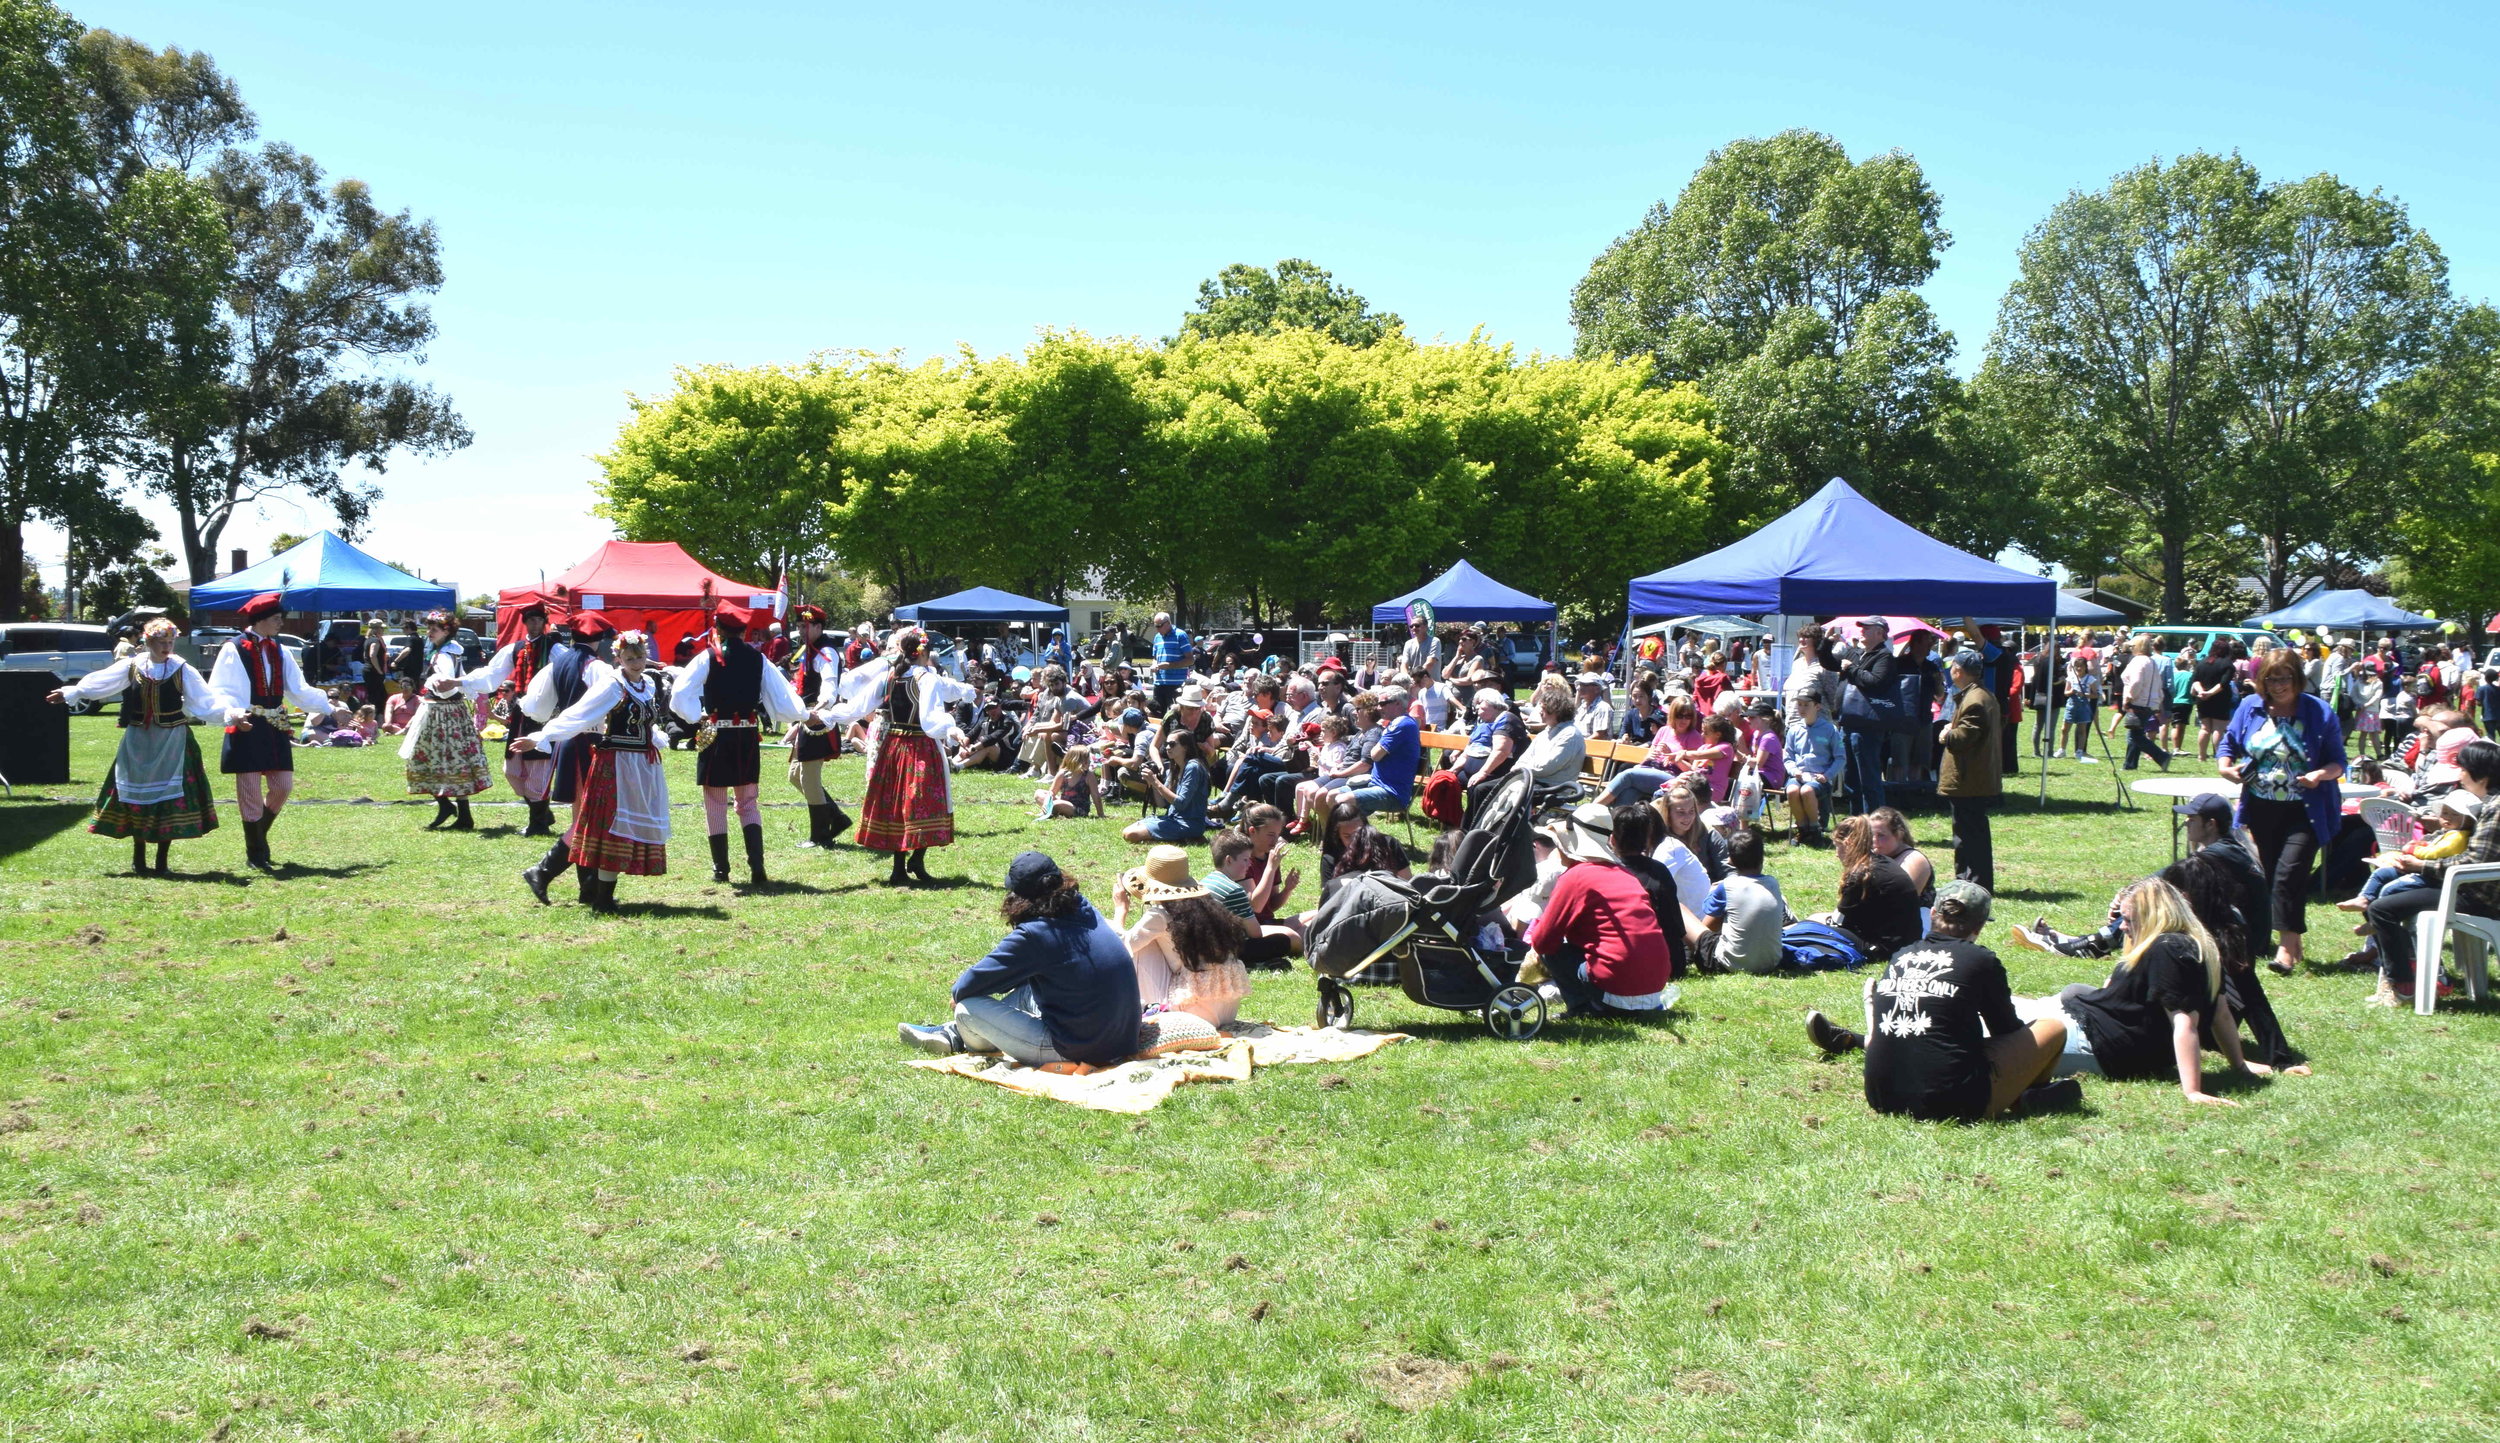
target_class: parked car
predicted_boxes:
[0,622,119,700]
[1495,633,1544,688]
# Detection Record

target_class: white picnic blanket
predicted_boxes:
[905,1022,1409,1113]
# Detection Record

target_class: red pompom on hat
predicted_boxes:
[237,592,284,622]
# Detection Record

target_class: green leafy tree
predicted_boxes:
[1984,152,2264,621]
[2382,304,2500,624]
[1571,129,1970,531]
[595,359,857,588]
[1175,259,1403,348]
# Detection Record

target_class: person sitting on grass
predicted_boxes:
[1114,845,1254,1029]
[1033,744,1101,819]
[1525,803,1673,1018]
[1695,829,1790,976]
[1123,730,1213,845]
[1608,803,1696,977]
[1204,828,1303,968]
[1314,794,1413,899]
[1802,881,2082,1122]
[898,851,1140,1066]
[953,697,1021,772]
[2012,877,2274,1105]
[1831,815,1922,960]
[1650,777,1729,884]
[1094,707,1152,799]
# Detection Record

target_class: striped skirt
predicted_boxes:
[567,746,669,876]
[859,732,952,852]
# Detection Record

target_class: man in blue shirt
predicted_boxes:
[1349,685,1421,816]
[1150,611,1194,714]
[898,852,1140,1065]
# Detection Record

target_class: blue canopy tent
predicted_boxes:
[1370,560,1556,624]
[1628,478,2056,621]
[189,531,454,614]
[2246,588,2439,632]
[892,586,1068,626]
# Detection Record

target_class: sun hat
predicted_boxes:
[1575,671,1607,686]
[1124,845,1208,904]
[1175,684,1207,708]
[2440,790,2483,822]
[1543,803,1620,866]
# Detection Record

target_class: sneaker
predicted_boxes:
[897,1022,960,1056]
[1804,1009,1864,1056]
[2015,1077,2084,1116]
[2006,923,2049,953]
[2076,754,2100,764]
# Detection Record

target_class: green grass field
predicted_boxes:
[4,716,2495,1440]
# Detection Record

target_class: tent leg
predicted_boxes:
[2035,627,2056,808]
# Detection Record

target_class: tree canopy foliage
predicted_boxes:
[594,330,1726,628]
[1175,259,1403,348]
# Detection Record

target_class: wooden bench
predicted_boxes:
[1575,737,1653,801]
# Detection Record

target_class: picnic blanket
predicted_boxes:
[906,1022,1409,1113]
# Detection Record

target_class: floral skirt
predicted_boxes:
[402,697,494,796]
[859,732,952,852]
[91,727,218,841]
[568,746,669,875]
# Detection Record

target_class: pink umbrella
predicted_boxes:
[1828,615,1944,643]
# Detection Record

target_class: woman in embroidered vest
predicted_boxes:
[825,625,975,887]
[48,617,224,873]
[512,629,670,913]
[400,611,497,829]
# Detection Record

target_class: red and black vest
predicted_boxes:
[236,637,285,707]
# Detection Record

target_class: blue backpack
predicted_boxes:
[1778,919,1870,972]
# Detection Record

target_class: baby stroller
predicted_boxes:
[1305,769,1548,1039]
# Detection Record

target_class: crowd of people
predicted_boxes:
[48,595,2498,1119]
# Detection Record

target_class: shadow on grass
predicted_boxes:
[266,861,385,880]
[0,802,93,859]
[1994,886,2087,904]
[614,900,732,920]
[149,867,256,887]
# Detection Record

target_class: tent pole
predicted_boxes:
[2036,623,2055,808]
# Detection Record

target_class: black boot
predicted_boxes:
[426,796,456,830]
[574,866,598,908]
[885,849,911,887]
[132,837,150,874]
[797,803,827,849]
[523,800,554,837]
[709,832,731,883]
[824,797,852,844]
[246,816,279,874]
[587,875,619,914]
[907,847,933,884]
[154,840,171,874]
[742,822,767,884]
[525,838,572,906]
[452,796,475,831]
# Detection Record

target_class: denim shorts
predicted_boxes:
[1347,783,1405,815]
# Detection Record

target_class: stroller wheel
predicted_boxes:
[1484,985,1546,1041]
[1315,976,1354,1031]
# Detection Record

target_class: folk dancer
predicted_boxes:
[207,592,342,873]
[670,608,808,884]
[468,602,563,835]
[782,603,854,849]
[826,625,974,886]
[46,617,223,874]
[518,611,615,905]
[400,610,497,830]
[512,628,667,913]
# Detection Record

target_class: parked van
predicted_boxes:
[2126,624,2280,658]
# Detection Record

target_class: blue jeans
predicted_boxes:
[2121,706,2171,769]
[2360,866,2425,903]
[1844,726,1887,815]
[1348,783,1406,815]
[953,986,1063,1066]
[1598,764,1675,805]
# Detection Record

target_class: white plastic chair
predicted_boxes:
[2360,796,2417,852]
[2413,861,2500,1015]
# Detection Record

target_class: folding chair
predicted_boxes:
[2414,862,2500,1015]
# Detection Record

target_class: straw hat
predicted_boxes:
[1124,845,1208,904]
[1536,803,1620,866]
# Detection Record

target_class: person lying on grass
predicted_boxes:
[2016,877,2276,1106]
[1804,881,2080,1122]
[899,851,1139,1067]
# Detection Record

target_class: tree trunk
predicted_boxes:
[2160,530,2188,624]
[0,516,23,622]
[173,451,213,585]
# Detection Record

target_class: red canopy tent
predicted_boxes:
[498,541,781,664]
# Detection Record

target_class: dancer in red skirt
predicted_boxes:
[824,625,975,886]
[511,629,668,913]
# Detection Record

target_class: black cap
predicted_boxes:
[1005,851,1064,900]
[2173,793,2233,826]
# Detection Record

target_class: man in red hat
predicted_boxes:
[206,592,343,873]
[518,610,614,904]
[782,603,854,850]
[670,605,808,885]
[468,601,563,835]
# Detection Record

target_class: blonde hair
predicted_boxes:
[2119,877,2222,1000]
[1058,744,1091,775]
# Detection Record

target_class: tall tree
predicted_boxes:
[1175,259,1403,348]
[2382,304,2500,623]
[1570,129,1968,529]
[2218,173,2449,610]
[1982,152,2264,620]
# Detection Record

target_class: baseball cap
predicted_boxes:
[1932,879,1992,926]
[1004,851,1064,900]
[2172,793,2233,826]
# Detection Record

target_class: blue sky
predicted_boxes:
[42,0,2500,597]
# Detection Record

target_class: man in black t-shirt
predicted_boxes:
[1804,882,2076,1121]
